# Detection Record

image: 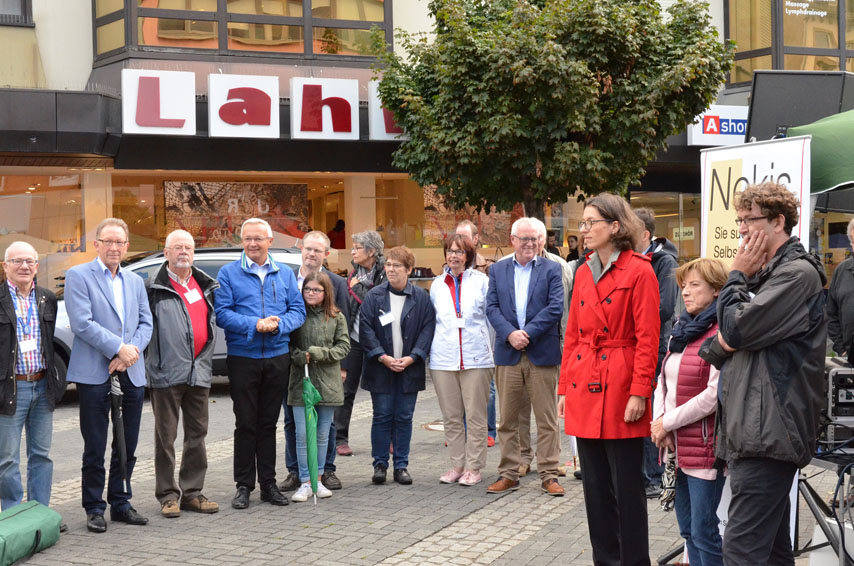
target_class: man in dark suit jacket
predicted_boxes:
[65,218,152,533]
[485,217,564,496]
[281,231,350,493]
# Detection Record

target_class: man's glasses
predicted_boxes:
[168,245,194,251]
[303,246,326,255]
[734,216,768,227]
[242,237,268,244]
[96,239,127,248]
[6,258,37,266]
[511,236,538,244]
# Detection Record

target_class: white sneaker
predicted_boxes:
[316,482,333,499]
[291,482,312,503]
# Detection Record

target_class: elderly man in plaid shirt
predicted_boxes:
[0,241,65,511]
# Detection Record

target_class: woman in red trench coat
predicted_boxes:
[558,193,660,566]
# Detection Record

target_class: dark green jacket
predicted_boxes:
[287,307,350,406]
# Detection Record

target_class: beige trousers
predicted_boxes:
[495,354,560,481]
[432,368,491,472]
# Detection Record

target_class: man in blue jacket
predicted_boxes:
[215,218,305,509]
[486,217,565,496]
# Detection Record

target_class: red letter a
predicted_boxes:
[300,84,351,132]
[218,87,272,126]
[136,76,185,128]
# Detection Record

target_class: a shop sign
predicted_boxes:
[672,226,694,241]
[121,69,404,140]
[687,105,749,147]
[290,77,360,140]
[208,74,280,139]
[699,136,811,267]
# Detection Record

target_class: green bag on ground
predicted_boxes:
[0,501,61,566]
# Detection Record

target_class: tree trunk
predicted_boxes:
[520,181,546,221]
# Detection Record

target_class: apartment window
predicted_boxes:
[93,0,391,63]
[727,0,854,86]
[0,0,33,26]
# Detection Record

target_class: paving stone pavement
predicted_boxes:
[15,375,844,565]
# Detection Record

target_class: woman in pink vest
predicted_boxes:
[651,258,729,566]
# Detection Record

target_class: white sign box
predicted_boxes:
[290,77,359,140]
[208,74,280,139]
[121,69,196,136]
[688,104,750,147]
[368,80,406,141]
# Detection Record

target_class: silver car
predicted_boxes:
[53,248,302,383]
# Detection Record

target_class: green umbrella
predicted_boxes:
[789,109,854,196]
[302,364,323,502]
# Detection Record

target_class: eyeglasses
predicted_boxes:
[243,237,269,244]
[303,246,326,255]
[734,216,768,227]
[351,246,365,252]
[511,236,539,244]
[446,249,466,256]
[386,262,407,269]
[168,245,194,251]
[96,239,128,248]
[6,258,37,267]
[303,287,325,295]
[578,219,612,231]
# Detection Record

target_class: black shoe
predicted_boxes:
[86,514,106,533]
[110,507,148,525]
[279,472,301,492]
[260,484,289,506]
[59,523,68,533]
[573,470,582,480]
[645,484,661,499]
[322,471,342,490]
[393,468,413,485]
[232,486,250,509]
[372,464,387,484]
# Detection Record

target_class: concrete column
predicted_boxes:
[344,175,377,239]
[81,170,113,254]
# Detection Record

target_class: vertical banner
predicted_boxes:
[700,136,811,266]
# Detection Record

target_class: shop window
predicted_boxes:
[729,0,772,52]
[730,54,773,83]
[783,0,839,48]
[138,0,217,10]
[785,53,841,70]
[138,17,218,48]
[227,21,304,53]
[312,27,372,55]
[96,0,125,18]
[628,191,702,263]
[227,0,302,17]
[311,0,384,22]
[97,18,126,54]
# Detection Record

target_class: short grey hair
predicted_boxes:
[241,218,273,238]
[510,217,543,237]
[95,218,129,240]
[302,230,331,250]
[165,229,195,248]
[352,230,384,257]
[4,241,38,262]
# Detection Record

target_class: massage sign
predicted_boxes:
[120,69,405,141]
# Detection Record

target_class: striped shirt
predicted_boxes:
[8,282,43,375]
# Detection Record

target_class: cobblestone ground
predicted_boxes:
[14,376,843,565]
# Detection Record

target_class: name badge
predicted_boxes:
[379,312,394,326]
[19,338,37,353]
[184,288,202,304]
[452,316,466,329]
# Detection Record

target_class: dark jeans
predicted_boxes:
[487,377,497,440]
[227,354,289,490]
[577,437,650,566]
[674,469,725,566]
[77,372,144,515]
[723,457,797,566]
[642,389,664,487]
[284,403,336,474]
[369,378,418,470]
[334,339,363,446]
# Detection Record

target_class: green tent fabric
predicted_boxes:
[302,364,323,500]
[789,109,854,194]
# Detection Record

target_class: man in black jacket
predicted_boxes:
[145,230,220,519]
[634,208,678,497]
[281,231,350,492]
[0,241,64,511]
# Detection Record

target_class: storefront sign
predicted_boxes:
[687,105,749,147]
[672,226,695,241]
[121,69,404,140]
[699,136,811,267]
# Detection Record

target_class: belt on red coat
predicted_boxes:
[577,332,636,393]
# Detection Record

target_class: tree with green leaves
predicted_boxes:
[372,0,734,218]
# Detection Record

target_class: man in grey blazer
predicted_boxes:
[65,218,152,533]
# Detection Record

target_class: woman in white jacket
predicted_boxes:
[430,233,494,486]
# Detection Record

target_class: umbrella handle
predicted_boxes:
[305,364,309,379]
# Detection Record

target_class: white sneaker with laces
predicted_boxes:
[291,482,312,503]
[317,482,333,499]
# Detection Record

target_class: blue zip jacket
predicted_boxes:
[214,252,306,359]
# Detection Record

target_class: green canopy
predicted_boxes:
[789,109,854,195]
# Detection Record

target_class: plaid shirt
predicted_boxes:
[8,282,43,375]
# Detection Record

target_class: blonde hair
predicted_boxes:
[675,258,729,291]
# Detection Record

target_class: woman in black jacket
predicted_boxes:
[359,246,435,485]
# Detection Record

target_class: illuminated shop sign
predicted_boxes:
[687,104,750,147]
[121,69,405,141]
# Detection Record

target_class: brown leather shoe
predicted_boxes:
[160,500,180,518]
[542,478,565,497]
[181,494,219,514]
[486,477,520,494]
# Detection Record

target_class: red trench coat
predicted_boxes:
[559,249,660,439]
